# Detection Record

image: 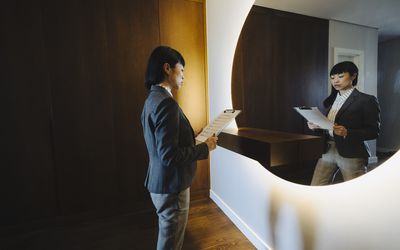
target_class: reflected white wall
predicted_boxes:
[206,0,400,249]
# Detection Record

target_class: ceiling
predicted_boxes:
[254,0,400,42]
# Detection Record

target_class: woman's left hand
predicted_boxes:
[333,123,348,138]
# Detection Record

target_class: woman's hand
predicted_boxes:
[205,135,218,151]
[333,124,348,138]
[307,122,321,130]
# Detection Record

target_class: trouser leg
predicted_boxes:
[337,156,367,181]
[311,158,338,185]
[311,143,338,185]
[150,188,190,250]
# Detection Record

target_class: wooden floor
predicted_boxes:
[183,199,255,250]
[0,199,255,250]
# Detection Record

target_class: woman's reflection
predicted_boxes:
[308,61,381,185]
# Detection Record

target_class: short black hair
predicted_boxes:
[144,46,185,90]
[329,61,358,85]
[324,61,359,108]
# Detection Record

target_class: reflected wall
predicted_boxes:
[232,6,328,133]
[378,38,400,152]
[231,6,328,184]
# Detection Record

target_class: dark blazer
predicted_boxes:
[141,85,209,194]
[327,88,380,158]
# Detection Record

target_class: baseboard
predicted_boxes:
[210,190,272,250]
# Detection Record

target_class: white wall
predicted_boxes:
[329,20,379,161]
[329,20,378,96]
[206,1,400,249]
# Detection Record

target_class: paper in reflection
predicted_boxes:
[196,109,241,142]
[294,106,333,130]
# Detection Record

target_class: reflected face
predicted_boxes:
[166,62,185,90]
[330,72,356,91]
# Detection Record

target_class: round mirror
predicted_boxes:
[231,4,399,185]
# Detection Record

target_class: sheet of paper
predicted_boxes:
[196,109,241,142]
[294,107,333,130]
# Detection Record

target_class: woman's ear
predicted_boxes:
[351,72,357,81]
[163,63,171,75]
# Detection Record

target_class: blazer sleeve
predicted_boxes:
[347,96,380,141]
[153,98,209,168]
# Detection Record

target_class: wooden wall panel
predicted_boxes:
[0,1,57,225]
[40,0,118,215]
[159,0,209,198]
[104,0,160,210]
[39,0,160,215]
[232,6,329,134]
[1,0,207,229]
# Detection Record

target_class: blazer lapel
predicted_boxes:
[335,89,359,121]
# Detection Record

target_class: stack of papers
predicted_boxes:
[294,107,333,130]
[196,109,241,142]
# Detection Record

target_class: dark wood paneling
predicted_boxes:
[1,0,207,231]
[104,0,159,210]
[40,0,119,215]
[232,6,329,134]
[0,1,57,225]
[38,0,160,215]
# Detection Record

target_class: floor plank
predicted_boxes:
[183,200,255,250]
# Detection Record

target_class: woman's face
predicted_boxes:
[330,72,356,91]
[165,62,185,90]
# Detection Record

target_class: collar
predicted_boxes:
[150,85,173,97]
[157,83,173,97]
[338,86,355,96]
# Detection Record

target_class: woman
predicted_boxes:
[308,61,380,185]
[141,46,218,249]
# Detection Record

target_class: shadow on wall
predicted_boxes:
[378,38,400,153]
[269,187,317,250]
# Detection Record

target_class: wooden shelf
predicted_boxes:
[218,127,323,168]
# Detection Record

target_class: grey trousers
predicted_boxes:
[150,188,190,250]
[311,142,367,185]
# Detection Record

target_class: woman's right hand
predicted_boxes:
[307,122,321,130]
[205,135,218,151]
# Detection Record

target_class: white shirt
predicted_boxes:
[327,87,354,136]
